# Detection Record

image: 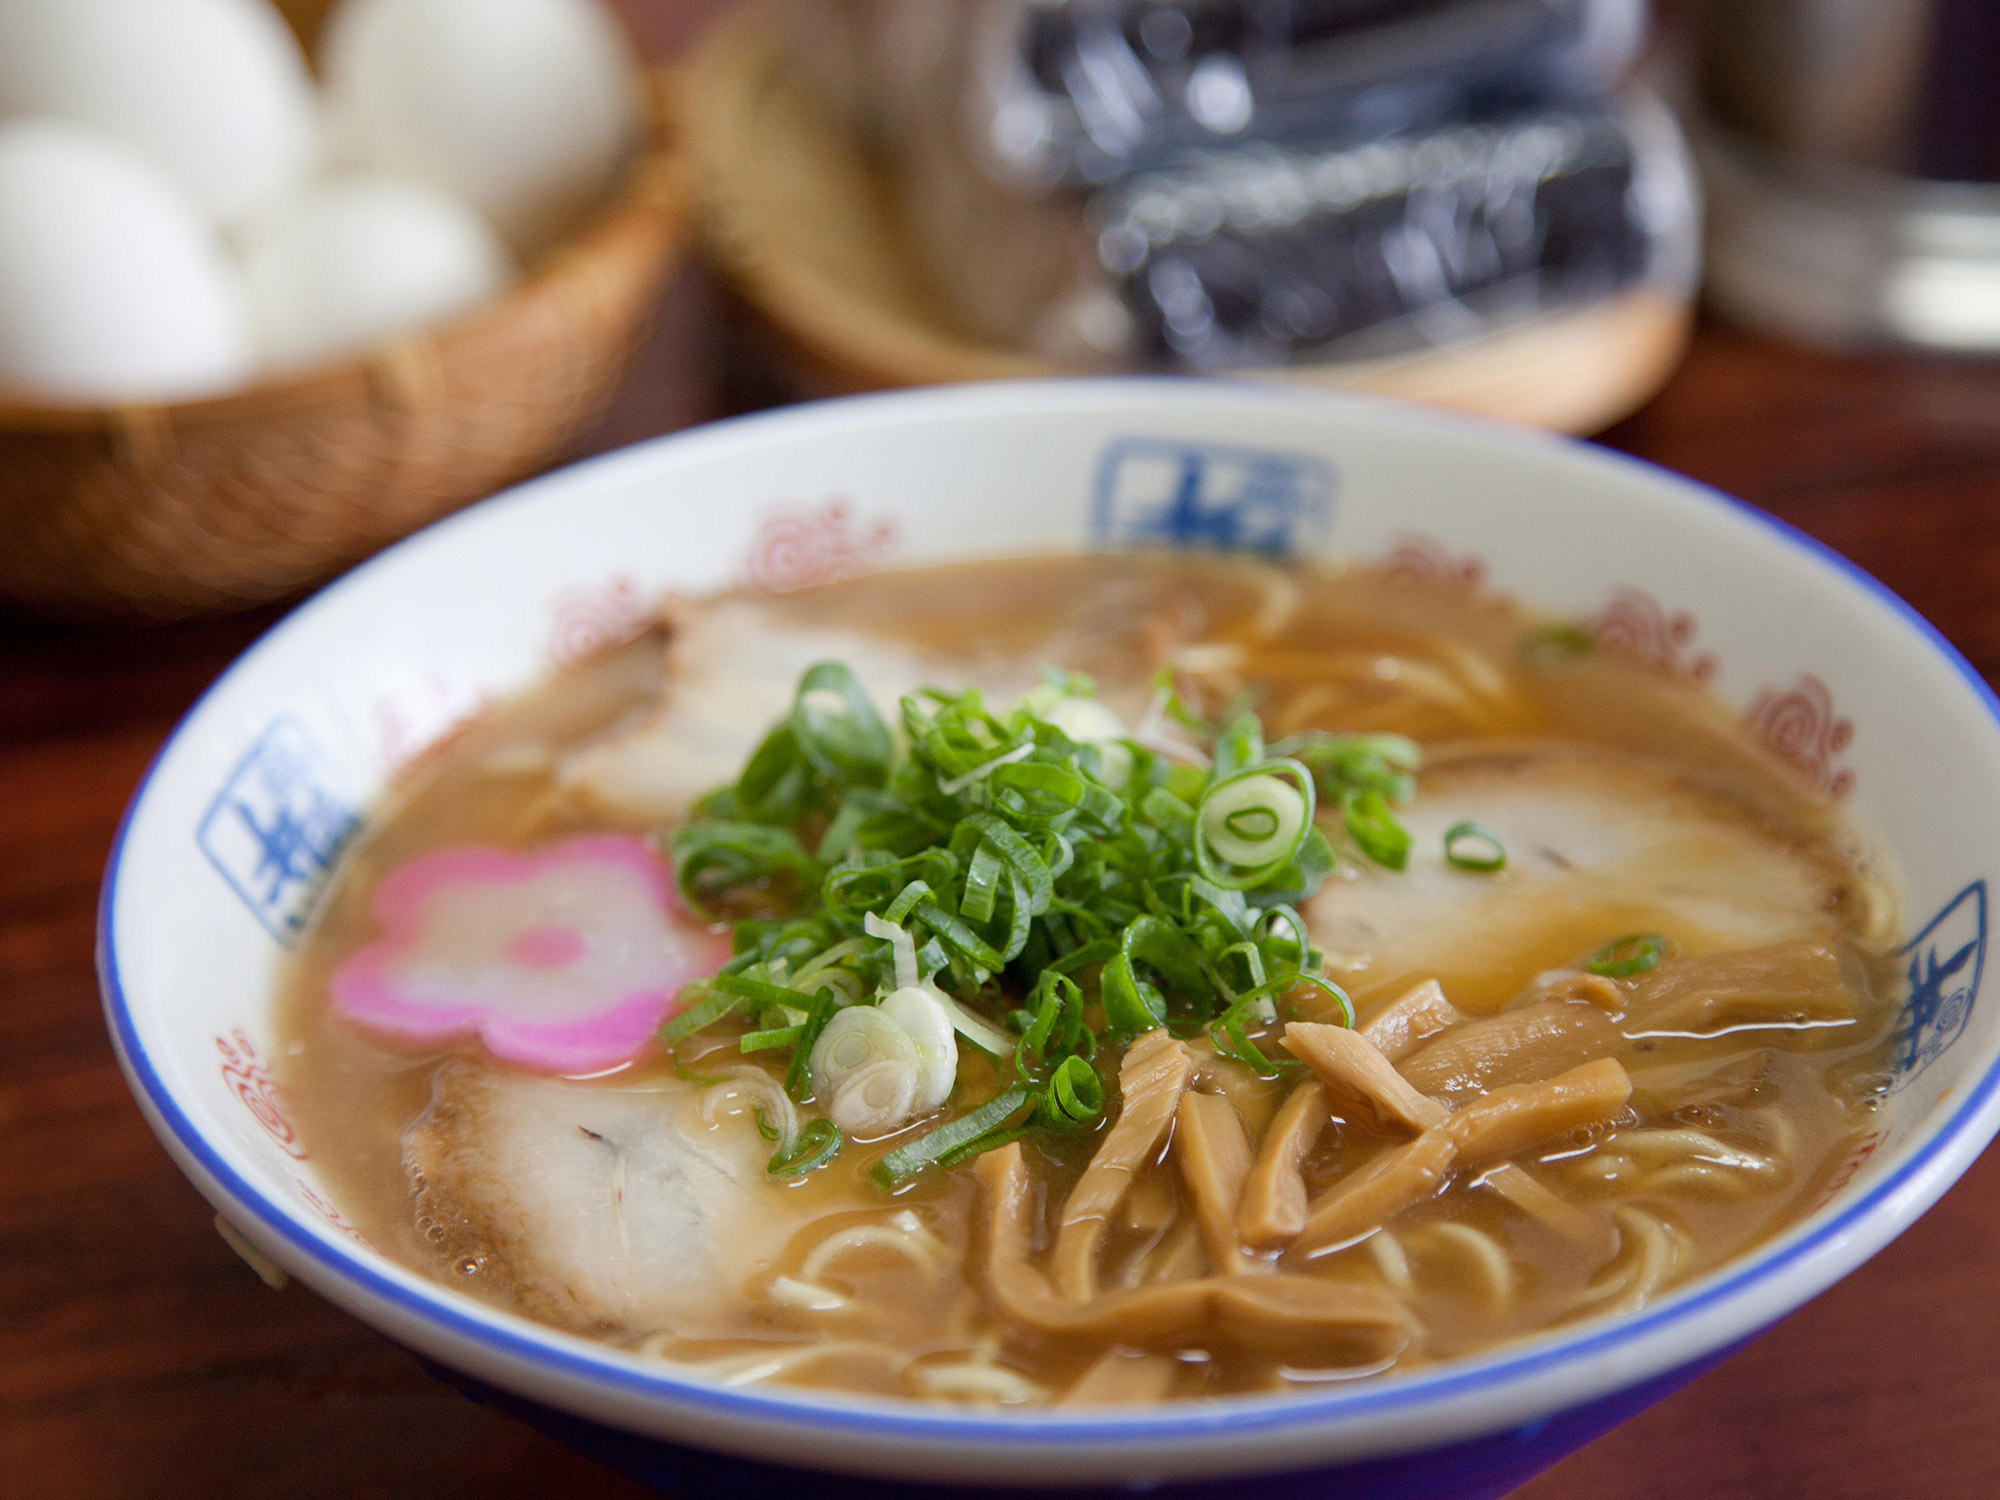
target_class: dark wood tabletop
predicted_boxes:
[10,12,2000,1499]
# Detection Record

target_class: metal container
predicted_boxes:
[1695,0,2000,349]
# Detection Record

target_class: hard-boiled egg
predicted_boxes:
[238,176,518,373]
[319,0,642,256]
[0,0,316,227]
[0,121,257,404]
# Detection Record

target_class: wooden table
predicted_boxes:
[8,301,1998,1500]
[11,21,2000,1500]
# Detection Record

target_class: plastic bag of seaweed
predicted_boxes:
[977,0,1649,190]
[1087,98,1695,368]
[769,0,1696,392]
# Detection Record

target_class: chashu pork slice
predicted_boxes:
[558,555,1297,827]
[1307,745,1852,1013]
[405,1063,794,1337]
[556,600,1080,828]
[557,597,1009,824]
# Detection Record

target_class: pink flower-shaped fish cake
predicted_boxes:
[330,834,727,1073]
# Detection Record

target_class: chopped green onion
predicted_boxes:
[1265,825,1338,901]
[934,1125,1035,1170]
[1119,916,1210,1009]
[660,986,740,1046]
[936,741,1034,795]
[955,811,1055,917]
[787,936,870,992]
[667,660,1439,1190]
[1210,712,1265,781]
[1279,731,1420,807]
[768,1118,841,1177]
[881,880,932,927]
[1145,667,1209,733]
[1210,1016,1293,1076]
[750,1104,782,1142]
[813,790,881,864]
[986,759,1090,830]
[1587,932,1669,979]
[713,971,817,1011]
[1341,787,1411,870]
[930,986,1016,1058]
[739,1025,804,1053]
[1013,971,1086,1079]
[1521,623,1596,665]
[1037,1055,1105,1130]
[806,1007,918,1107]
[783,987,839,1101]
[1140,786,1196,840]
[1443,820,1507,872]
[1255,905,1314,969]
[667,821,817,919]
[871,1085,1037,1187]
[863,910,919,990]
[789,662,892,782]
[668,1046,730,1086]
[1275,970,1356,1029]
[911,899,1006,975]
[1045,938,1120,976]
[1195,761,1315,890]
[1101,952,1166,1038]
[1216,939,1268,997]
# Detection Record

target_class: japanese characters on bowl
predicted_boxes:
[0,0,642,405]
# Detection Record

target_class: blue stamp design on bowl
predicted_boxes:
[1092,436,1334,555]
[1894,879,1986,1086]
[197,717,359,947]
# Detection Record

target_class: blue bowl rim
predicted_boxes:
[95,376,2000,1458]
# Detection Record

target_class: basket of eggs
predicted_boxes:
[0,0,683,620]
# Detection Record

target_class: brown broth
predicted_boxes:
[276,554,1903,1406]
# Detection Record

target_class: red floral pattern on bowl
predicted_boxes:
[1587,586,1719,683]
[1380,531,1487,592]
[216,1028,307,1160]
[1746,674,1856,798]
[548,574,651,669]
[744,498,896,592]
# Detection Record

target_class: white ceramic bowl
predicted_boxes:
[100,381,2000,1495]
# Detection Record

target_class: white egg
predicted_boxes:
[237,176,518,373]
[0,0,317,227]
[319,0,642,256]
[0,121,257,404]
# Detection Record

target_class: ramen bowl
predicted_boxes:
[99,380,2000,1498]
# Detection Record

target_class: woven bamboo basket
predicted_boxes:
[680,7,1693,435]
[0,10,686,621]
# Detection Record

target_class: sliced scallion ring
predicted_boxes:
[1100,952,1165,1038]
[1194,760,1315,890]
[1586,932,1669,979]
[931,986,1017,1058]
[808,1006,920,1104]
[768,1118,841,1177]
[871,1084,1036,1187]
[1037,1054,1104,1130]
[1341,787,1411,870]
[1443,820,1507,872]
[826,1058,921,1137]
[789,661,892,782]
[863,910,920,990]
[879,985,959,1109]
[1520,623,1596,666]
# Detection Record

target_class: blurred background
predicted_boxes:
[7,2,2000,1498]
[4,0,2000,622]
